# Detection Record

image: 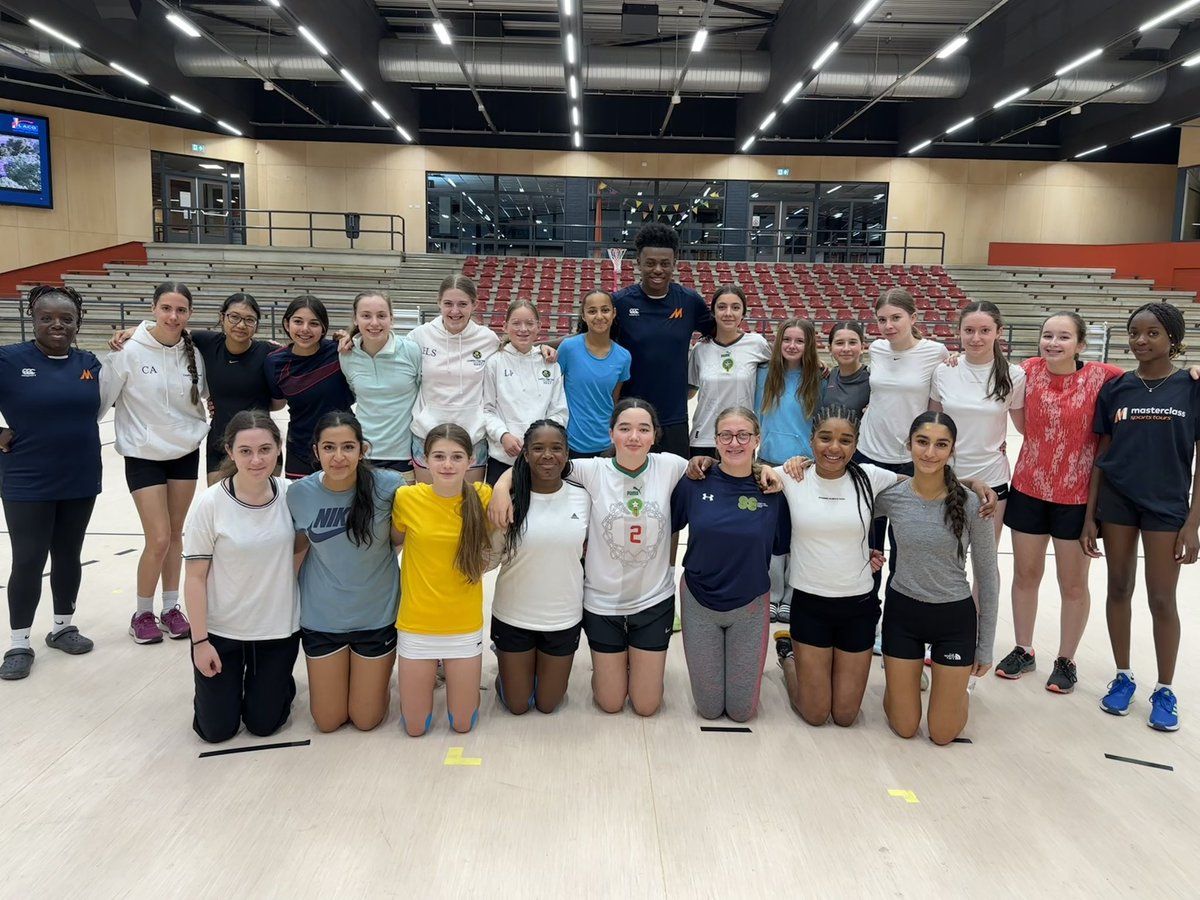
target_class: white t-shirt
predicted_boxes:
[782,464,899,597]
[859,338,949,464]
[930,360,1027,486]
[571,454,689,615]
[688,334,771,445]
[491,483,590,631]
[182,477,300,641]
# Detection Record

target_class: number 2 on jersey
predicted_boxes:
[629,524,643,544]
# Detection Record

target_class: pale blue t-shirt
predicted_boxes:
[338,334,422,461]
[557,334,632,454]
[755,368,820,465]
[287,468,404,632]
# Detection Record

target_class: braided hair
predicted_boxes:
[1128,302,1186,357]
[502,419,572,564]
[153,281,201,407]
[811,403,876,553]
[908,411,967,561]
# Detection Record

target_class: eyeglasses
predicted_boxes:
[223,313,258,327]
[716,430,756,445]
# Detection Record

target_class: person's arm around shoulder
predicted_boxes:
[691,288,714,338]
[1009,364,1027,434]
[548,359,569,427]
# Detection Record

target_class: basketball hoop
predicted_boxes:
[607,247,627,292]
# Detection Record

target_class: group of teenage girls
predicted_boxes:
[1,222,1197,740]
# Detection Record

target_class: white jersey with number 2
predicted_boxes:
[570,453,688,616]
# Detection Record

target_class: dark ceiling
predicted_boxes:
[0,0,1194,163]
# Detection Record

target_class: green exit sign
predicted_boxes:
[777,167,790,176]
[192,143,206,153]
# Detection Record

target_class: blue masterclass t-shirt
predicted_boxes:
[287,468,404,632]
[1094,369,1200,526]
[265,340,355,473]
[612,283,713,426]
[557,334,632,454]
[0,342,102,501]
[670,467,790,611]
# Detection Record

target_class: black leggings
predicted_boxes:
[192,632,301,743]
[3,497,96,630]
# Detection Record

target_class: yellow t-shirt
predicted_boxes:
[392,482,493,635]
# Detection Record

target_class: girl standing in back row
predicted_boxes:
[687,285,770,459]
[407,275,500,484]
[103,281,209,645]
[1083,303,1200,732]
[556,290,631,459]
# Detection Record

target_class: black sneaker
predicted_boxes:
[774,630,793,669]
[1045,657,1078,694]
[994,646,1036,679]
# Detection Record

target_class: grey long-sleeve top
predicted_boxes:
[874,480,998,666]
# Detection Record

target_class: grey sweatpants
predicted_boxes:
[680,577,771,722]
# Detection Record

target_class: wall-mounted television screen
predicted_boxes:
[0,112,52,209]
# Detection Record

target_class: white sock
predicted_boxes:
[1019,645,1033,655]
[52,615,73,635]
[1155,682,1173,693]
[161,590,179,612]
[1118,668,1134,680]
[10,628,32,651]
[136,595,154,615]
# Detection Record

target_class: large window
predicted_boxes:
[591,179,726,257]
[747,181,887,263]
[427,173,567,255]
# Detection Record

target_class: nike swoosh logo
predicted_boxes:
[308,529,345,543]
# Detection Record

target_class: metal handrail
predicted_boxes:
[151,206,407,259]
[428,223,944,264]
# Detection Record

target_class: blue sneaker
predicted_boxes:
[1100,673,1136,715]
[1148,687,1180,732]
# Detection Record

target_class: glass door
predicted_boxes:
[198,179,231,243]
[750,201,813,262]
[749,202,779,261]
[781,203,812,261]
[164,175,197,243]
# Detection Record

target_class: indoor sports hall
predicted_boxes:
[1,0,1200,896]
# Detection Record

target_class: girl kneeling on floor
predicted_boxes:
[288,411,404,732]
[184,411,300,743]
[392,424,493,735]
[490,419,589,714]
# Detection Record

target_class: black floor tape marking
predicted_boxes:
[115,548,138,556]
[80,560,98,566]
[200,739,311,759]
[700,726,752,733]
[1105,753,1173,772]
[952,737,972,744]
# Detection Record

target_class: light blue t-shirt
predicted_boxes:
[339,334,422,461]
[287,468,404,632]
[755,367,820,465]
[557,334,632,454]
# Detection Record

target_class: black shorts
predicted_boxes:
[300,624,397,660]
[485,457,512,487]
[372,459,414,474]
[652,422,690,459]
[490,615,582,657]
[124,449,201,492]
[881,587,975,667]
[583,596,674,653]
[1097,479,1182,532]
[689,445,719,461]
[1003,487,1087,541]
[991,482,1010,502]
[789,588,881,653]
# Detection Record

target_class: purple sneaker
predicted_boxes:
[159,606,191,640]
[129,611,163,644]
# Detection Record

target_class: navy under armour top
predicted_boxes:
[613,283,713,426]
[670,466,790,610]
[0,342,102,501]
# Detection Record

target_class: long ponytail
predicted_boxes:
[960,300,1013,403]
[941,463,968,562]
[180,328,202,408]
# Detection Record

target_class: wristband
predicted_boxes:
[191,637,210,647]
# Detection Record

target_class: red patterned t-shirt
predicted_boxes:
[1010,357,1123,505]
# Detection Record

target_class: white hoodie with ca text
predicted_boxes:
[482,343,569,463]
[101,322,209,460]
[407,316,500,443]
